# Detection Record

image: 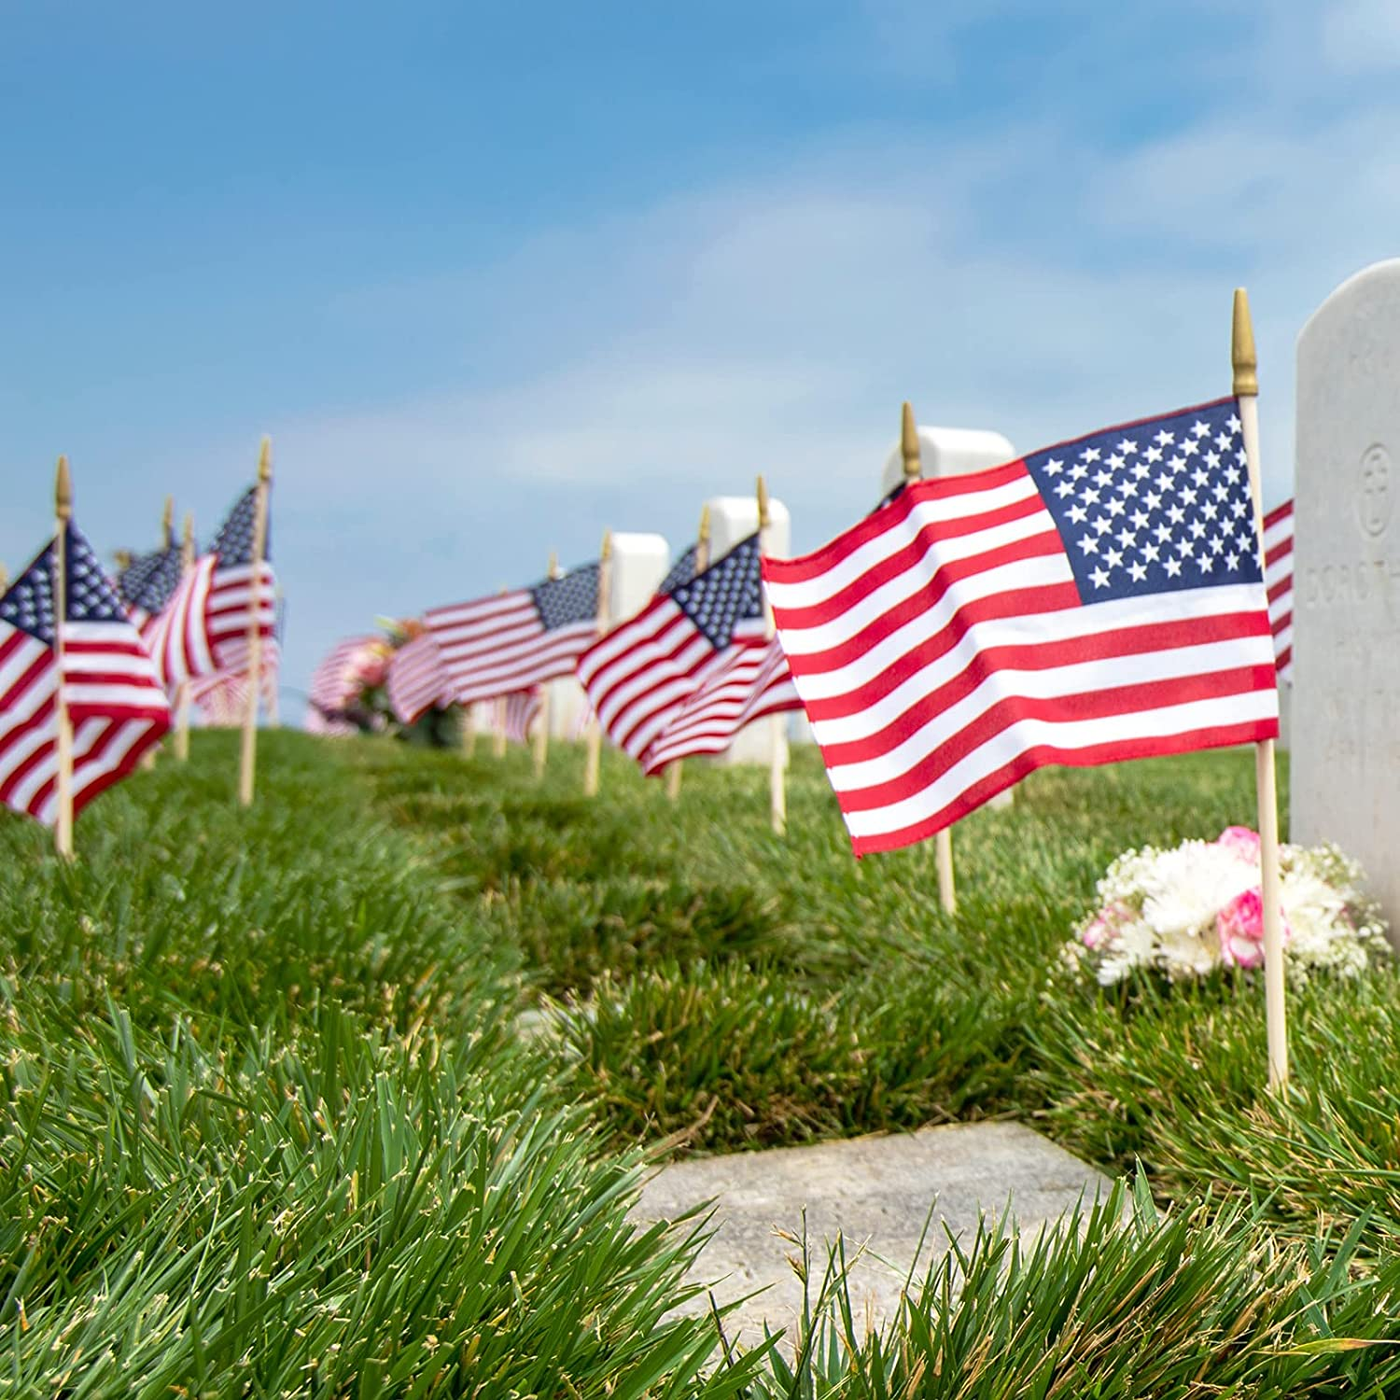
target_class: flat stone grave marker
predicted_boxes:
[1292,258,1400,944]
[632,1121,1116,1349]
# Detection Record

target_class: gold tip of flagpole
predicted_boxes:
[0,563,8,595]
[182,511,195,565]
[756,474,771,528]
[162,495,174,547]
[698,502,710,543]
[55,456,72,520]
[548,549,560,580]
[601,528,613,561]
[257,436,273,484]
[1232,288,1258,398]
[113,549,132,571]
[901,402,922,480]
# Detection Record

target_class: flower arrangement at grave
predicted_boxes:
[1066,826,1389,985]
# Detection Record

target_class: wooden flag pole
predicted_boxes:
[583,529,612,797]
[172,511,195,761]
[462,703,478,756]
[903,403,956,913]
[161,494,174,549]
[1234,289,1289,1090]
[666,504,711,801]
[54,457,74,860]
[139,498,180,772]
[238,437,272,808]
[534,553,560,779]
[757,477,787,836]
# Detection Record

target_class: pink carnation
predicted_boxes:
[1217,888,1291,968]
[1217,826,1261,864]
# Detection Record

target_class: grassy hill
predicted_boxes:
[5,731,1400,1395]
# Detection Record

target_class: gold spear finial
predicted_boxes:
[757,474,771,529]
[182,510,195,567]
[698,502,711,544]
[113,549,133,571]
[162,495,175,547]
[56,456,72,521]
[1232,289,1258,398]
[600,528,613,561]
[257,436,273,483]
[0,563,9,594]
[548,549,560,580]
[901,402,922,481]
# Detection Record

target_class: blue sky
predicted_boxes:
[4,1,1399,708]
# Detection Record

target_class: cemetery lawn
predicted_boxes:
[7,729,1400,1395]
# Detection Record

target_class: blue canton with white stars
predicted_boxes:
[531,562,600,631]
[0,525,127,646]
[117,546,184,614]
[669,533,764,649]
[657,544,699,598]
[212,488,268,566]
[1022,399,1263,603]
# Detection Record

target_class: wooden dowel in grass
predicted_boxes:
[583,529,612,798]
[172,511,195,761]
[902,402,955,912]
[54,457,74,859]
[534,552,559,779]
[666,504,710,802]
[758,476,787,836]
[1234,287,1288,1090]
[238,438,272,807]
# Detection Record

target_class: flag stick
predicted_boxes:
[462,703,478,756]
[172,511,195,761]
[583,529,613,797]
[534,553,560,779]
[53,457,74,860]
[238,438,272,807]
[757,477,787,835]
[666,504,711,801]
[1234,289,1288,1090]
[903,403,956,912]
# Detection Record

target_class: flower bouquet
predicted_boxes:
[1068,827,1388,985]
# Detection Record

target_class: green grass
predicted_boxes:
[6,727,1400,1394]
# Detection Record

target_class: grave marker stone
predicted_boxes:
[1292,259,1400,945]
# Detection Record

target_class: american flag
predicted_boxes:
[1263,499,1293,682]
[426,563,600,706]
[641,634,800,775]
[764,398,1279,856]
[305,634,378,732]
[657,543,700,597]
[387,630,453,726]
[0,525,170,826]
[502,687,543,744]
[144,486,277,697]
[115,545,184,633]
[577,534,767,761]
[189,672,246,727]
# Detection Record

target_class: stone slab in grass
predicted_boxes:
[633,1121,1115,1349]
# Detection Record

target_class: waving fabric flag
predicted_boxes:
[0,525,170,826]
[502,687,542,744]
[305,634,379,733]
[577,534,767,762]
[1263,499,1293,682]
[387,630,453,726]
[642,634,800,775]
[764,398,1279,855]
[144,486,278,697]
[116,546,184,634]
[426,563,600,706]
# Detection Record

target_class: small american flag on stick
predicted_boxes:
[502,688,543,744]
[387,630,454,726]
[1263,499,1293,682]
[426,563,600,706]
[0,524,170,826]
[577,534,767,763]
[764,397,1279,855]
[116,545,184,635]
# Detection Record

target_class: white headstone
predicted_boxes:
[881,423,1018,810]
[1292,259,1400,943]
[705,494,792,765]
[548,534,671,740]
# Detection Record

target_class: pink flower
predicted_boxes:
[1216,887,1294,968]
[1217,826,1262,864]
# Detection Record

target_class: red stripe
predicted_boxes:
[1275,646,1292,672]
[1264,539,1292,569]
[1266,577,1292,607]
[1262,500,1293,530]
[1271,609,1291,636]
